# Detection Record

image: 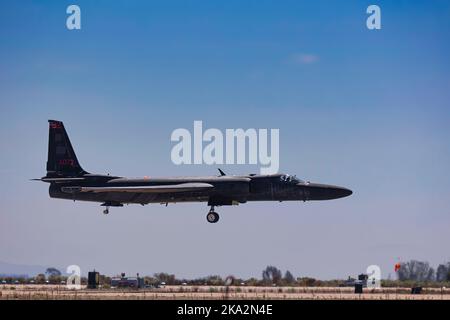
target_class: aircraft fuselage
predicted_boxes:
[49,173,352,206]
[37,120,352,223]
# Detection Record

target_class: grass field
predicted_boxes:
[1,285,449,300]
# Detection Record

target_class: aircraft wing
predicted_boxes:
[79,182,214,193]
[31,177,86,183]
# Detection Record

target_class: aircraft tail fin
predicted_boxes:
[46,120,88,177]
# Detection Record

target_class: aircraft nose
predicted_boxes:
[333,186,353,198]
[302,183,353,200]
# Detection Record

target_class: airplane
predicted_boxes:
[34,120,352,223]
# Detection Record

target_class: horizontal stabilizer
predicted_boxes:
[79,182,214,193]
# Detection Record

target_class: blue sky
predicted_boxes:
[1,0,450,279]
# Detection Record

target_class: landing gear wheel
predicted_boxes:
[103,208,109,215]
[206,211,219,223]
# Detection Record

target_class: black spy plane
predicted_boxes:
[34,120,352,223]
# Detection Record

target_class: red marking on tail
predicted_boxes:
[59,159,75,166]
[50,122,62,129]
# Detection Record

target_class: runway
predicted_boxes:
[1,285,449,300]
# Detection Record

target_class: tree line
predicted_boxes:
[396,260,450,282]
[1,260,450,287]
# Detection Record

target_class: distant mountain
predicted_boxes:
[0,261,55,277]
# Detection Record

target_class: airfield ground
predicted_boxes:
[1,285,449,300]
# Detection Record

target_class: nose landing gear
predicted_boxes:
[103,207,109,215]
[206,206,219,223]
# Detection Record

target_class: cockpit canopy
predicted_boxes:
[280,174,303,184]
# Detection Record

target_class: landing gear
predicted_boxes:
[206,206,220,223]
[100,202,123,215]
[207,211,219,223]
